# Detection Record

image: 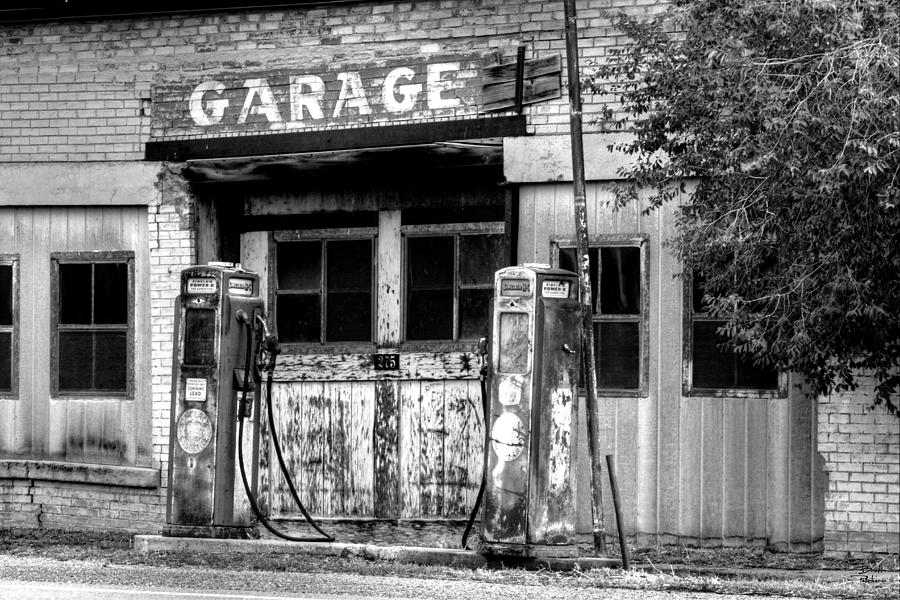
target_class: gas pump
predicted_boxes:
[165,264,264,538]
[165,263,333,542]
[478,264,582,558]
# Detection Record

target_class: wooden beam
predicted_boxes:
[145,116,527,162]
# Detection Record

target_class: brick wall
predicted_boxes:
[818,380,900,556]
[148,164,197,491]
[0,0,667,162]
[0,479,164,532]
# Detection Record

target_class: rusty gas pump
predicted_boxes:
[164,264,263,538]
[478,264,582,558]
[165,263,333,542]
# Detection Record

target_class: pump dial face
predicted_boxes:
[176,408,213,455]
[491,412,527,462]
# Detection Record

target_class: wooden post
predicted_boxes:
[563,0,607,554]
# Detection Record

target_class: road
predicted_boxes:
[0,556,816,600]
[0,577,815,600]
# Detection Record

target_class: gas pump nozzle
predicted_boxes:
[254,313,280,373]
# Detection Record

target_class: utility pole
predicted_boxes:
[563,0,606,554]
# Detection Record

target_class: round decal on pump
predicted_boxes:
[491,412,527,462]
[176,408,213,455]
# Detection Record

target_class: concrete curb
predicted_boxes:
[134,536,897,582]
[134,535,622,571]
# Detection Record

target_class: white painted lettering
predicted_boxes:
[238,78,283,124]
[382,67,421,113]
[189,80,228,126]
[333,71,373,118]
[289,75,326,121]
[426,62,461,110]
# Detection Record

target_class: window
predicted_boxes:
[405,228,507,342]
[52,253,133,395]
[275,235,375,345]
[0,257,16,396]
[555,237,648,396]
[685,272,782,395]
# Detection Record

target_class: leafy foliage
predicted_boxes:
[589,0,900,414]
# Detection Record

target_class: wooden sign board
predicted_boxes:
[480,54,562,113]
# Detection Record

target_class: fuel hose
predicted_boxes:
[237,317,333,542]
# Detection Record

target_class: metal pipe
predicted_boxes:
[606,454,631,569]
[563,0,607,554]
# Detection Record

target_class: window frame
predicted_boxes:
[50,251,135,399]
[0,255,18,399]
[273,228,378,353]
[551,234,650,398]
[401,221,506,351]
[682,271,787,398]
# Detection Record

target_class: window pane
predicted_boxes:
[93,331,127,391]
[692,321,736,389]
[459,288,493,340]
[596,322,640,389]
[59,331,94,390]
[326,292,371,342]
[0,265,12,326]
[600,247,640,315]
[59,264,92,324]
[498,312,529,373]
[327,239,372,291]
[183,308,217,365]
[278,242,321,290]
[59,331,126,392]
[277,294,321,343]
[735,356,779,389]
[0,331,10,392]
[407,236,453,340]
[407,237,453,287]
[459,234,506,285]
[406,290,453,340]
[94,263,128,324]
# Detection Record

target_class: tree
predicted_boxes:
[590,0,900,415]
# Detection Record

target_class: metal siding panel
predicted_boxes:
[655,201,682,543]
[614,398,640,535]
[518,187,537,263]
[679,397,703,540]
[766,396,791,550]
[722,399,748,543]
[128,206,151,466]
[29,207,51,458]
[701,398,724,543]
[789,388,815,549]
[745,399,769,544]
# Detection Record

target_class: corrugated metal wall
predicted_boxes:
[518,183,825,550]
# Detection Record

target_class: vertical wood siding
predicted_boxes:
[266,378,483,519]
[0,206,151,466]
[518,183,825,549]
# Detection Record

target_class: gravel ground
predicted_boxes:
[1,529,897,600]
[0,554,845,600]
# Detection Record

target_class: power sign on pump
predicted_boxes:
[189,62,463,127]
